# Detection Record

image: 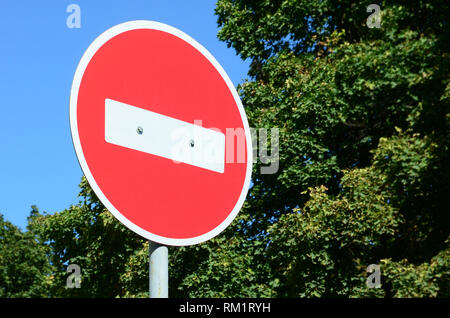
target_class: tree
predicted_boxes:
[28,178,147,298]
[0,211,51,297]
[267,131,449,297]
[211,0,449,297]
[28,178,270,298]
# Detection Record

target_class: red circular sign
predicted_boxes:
[70,21,252,245]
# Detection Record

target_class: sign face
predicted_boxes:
[70,21,252,246]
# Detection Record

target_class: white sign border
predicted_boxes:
[70,20,253,246]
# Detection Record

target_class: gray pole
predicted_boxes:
[149,241,168,298]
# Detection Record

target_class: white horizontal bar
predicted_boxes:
[105,98,225,173]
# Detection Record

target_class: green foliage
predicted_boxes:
[28,178,147,297]
[19,179,272,298]
[169,217,273,297]
[267,130,449,297]
[380,242,450,298]
[212,0,449,297]
[0,211,51,297]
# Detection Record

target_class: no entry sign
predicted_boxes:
[70,21,252,246]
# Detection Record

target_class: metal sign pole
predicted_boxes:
[149,241,168,298]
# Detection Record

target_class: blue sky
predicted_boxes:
[0,1,250,230]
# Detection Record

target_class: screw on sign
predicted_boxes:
[69,21,253,297]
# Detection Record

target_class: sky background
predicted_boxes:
[0,1,250,230]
